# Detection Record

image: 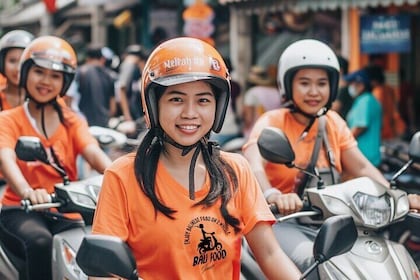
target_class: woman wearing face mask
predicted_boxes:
[344,68,382,167]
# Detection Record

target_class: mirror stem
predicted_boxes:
[300,260,319,280]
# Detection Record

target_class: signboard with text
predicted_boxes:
[360,14,411,54]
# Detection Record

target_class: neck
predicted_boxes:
[161,143,197,163]
[4,83,20,95]
[27,99,57,116]
[292,111,312,126]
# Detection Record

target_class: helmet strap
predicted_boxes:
[161,131,217,200]
[27,95,59,139]
[291,106,328,141]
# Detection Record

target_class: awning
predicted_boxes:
[0,0,75,27]
[0,0,139,27]
[218,0,420,13]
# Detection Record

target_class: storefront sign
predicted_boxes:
[360,15,411,54]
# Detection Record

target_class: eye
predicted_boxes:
[198,97,212,103]
[318,80,329,87]
[51,72,63,80]
[169,96,183,103]
[34,68,44,74]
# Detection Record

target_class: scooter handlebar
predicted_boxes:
[21,194,62,212]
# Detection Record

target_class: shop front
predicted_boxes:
[218,0,420,128]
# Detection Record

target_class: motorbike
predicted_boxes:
[240,128,420,280]
[0,136,103,280]
[74,212,357,279]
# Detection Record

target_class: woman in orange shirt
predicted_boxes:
[91,37,301,280]
[0,36,112,280]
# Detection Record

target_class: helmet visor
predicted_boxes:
[31,50,76,74]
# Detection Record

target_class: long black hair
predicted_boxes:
[134,94,241,233]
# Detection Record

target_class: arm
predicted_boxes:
[246,222,301,280]
[81,144,112,174]
[341,146,388,186]
[351,126,366,139]
[243,141,302,215]
[109,96,117,118]
[0,147,50,203]
[117,86,133,121]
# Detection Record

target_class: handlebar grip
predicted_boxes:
[20,193,56,211]
[269,204,279,215]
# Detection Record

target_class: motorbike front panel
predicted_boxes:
[319,235,420,280]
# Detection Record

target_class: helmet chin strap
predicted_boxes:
[291,106,328,141]
[27,94,59,139]
[162,131,218,200]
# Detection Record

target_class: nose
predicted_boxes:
[308,84,319,95]
[181,100,198,118]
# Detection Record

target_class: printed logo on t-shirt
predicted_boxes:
[184,216,229,271]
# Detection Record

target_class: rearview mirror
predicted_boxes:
[257,127,295,166]
[76,234,138,280]
[15,136,49,164]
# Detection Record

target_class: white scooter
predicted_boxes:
[240,128,420,280]
[74,212,357,279]
[0,134,108,280]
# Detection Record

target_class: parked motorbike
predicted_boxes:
[0,136,102,280]
[74,213,356,279]
[240,128,420,280]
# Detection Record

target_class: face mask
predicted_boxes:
[348,85,358,98]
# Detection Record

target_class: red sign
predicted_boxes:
[43,0,57,13]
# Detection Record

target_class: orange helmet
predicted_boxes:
[141,37,231,133]
[19,35,77,96]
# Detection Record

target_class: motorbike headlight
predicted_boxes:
[62,241,88,280]
[395,195,409,220]
[353,192,391,228]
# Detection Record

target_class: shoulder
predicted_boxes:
[326,110,346,125]
[220,151,252,173]
[108,153,136,173]
[0,106,24,120]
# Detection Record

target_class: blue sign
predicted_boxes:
[360,15,411,54]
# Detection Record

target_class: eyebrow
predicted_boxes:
[296,76,328,81]
[165,90,214,97]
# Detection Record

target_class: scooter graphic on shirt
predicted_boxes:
[197,224,223,254]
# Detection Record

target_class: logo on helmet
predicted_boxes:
[164,56,203,72]
[32,49,73,62]
[209,57,221,72]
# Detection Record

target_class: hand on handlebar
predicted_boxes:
[408,194,420,211]
[23,188,51,205]
[267,192,303,216]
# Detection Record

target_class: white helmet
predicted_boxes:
[277,39,340,109]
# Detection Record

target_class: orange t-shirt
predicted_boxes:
[0,74,6,91]
[372,84,406,140]
[243,109,357,194]
[92,152,275,279]
[0,91,13,111]
[0,103,98,207]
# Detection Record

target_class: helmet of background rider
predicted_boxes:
[277,39,340,109]
[101,46,120,70]
[141,37,231,133]
[19,35,77,97]
[0,30,34,76]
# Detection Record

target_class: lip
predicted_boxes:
[305,100,321,106]
[177,124,200,130]
[36,86,52,96]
